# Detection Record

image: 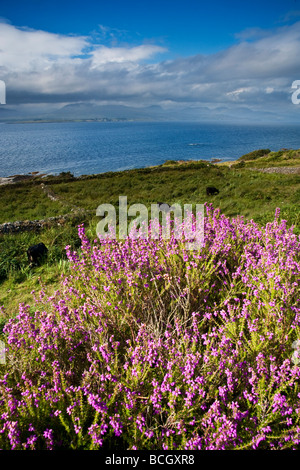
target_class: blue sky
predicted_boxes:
[1,0,299,55]
[1,0,300,121]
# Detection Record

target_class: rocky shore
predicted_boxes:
[0,172,47,186]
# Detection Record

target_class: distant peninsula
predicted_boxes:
[3,117,131,124]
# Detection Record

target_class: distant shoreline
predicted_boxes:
[0,118,132,124]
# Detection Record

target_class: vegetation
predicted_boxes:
[238,149,271,161]
[234,148,300,168]
[0,149,299,449]
[0,151,299,315]
[0,206,299,450]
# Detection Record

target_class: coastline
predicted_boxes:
[0,172,47,186]
[0,158,227,186]
[1,150,300,187]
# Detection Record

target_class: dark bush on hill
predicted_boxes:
[238,149,271,161]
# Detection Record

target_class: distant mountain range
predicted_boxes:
[45,103,170,121]
[0,102,288,123]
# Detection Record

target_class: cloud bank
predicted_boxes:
[0,21,300,121]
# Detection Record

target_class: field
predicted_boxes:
[0,149,299,449]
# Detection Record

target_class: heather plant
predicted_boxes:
[0,204,299,450]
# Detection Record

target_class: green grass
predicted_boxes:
[0,183,71,222]
[237,148,271,161]
[0,260,70,330]
[0,220,85,317]
[233,148,300,168]
[45,158,300,226]
[0,149,299,317]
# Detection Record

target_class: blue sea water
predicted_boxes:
[0,121,300,178]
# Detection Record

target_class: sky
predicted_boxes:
[1,0,300,122]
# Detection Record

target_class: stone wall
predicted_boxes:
[0,211,93,234]
[0,216,70,234]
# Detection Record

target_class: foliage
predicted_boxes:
[238,149,271,161]
[0,205,300,450]
[0,223,81,284]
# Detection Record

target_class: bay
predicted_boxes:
[0,120,300,178]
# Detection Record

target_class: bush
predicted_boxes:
[238,149,271,162]
[0,205,300,450]
[231,161,245,169]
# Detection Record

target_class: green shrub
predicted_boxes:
[238,149,271,161]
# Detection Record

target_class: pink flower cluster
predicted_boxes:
[0,204,299,450]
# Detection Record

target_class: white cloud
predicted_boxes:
[226,88,252,98]
[0,20,300,121]
[90,44,166,68]
[0,23,88,72]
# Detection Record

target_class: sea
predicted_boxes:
[0,120,300,178]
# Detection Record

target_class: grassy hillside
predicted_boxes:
[233,148,300,168]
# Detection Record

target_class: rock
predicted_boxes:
[206,186,219,196]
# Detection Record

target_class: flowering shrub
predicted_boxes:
[0,204,300,450]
